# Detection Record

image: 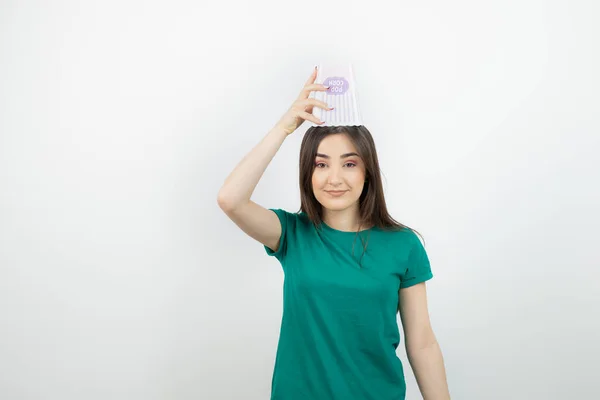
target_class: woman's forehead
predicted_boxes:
[316,134,357,155]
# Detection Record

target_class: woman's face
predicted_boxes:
[311,133,367,212]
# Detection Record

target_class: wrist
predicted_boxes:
[269,125,291,138]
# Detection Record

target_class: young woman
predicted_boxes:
[217,66,451,400]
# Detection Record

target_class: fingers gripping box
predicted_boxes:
[309,63,364,127]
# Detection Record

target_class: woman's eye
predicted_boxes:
[315,162,356,168]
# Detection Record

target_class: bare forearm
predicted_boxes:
[217,126,288,208]
[407,341,450,400]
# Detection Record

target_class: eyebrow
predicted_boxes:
[316,152,360,159]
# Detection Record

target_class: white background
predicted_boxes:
[1,1,598,399]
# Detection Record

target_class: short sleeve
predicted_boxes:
[400,233,433,289]
[264,208,290,262]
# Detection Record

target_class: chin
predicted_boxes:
[317,193,359,211]
[321,202,350,211]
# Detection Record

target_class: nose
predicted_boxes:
[327,166,343,186]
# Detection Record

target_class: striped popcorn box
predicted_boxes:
[309,62,364,127]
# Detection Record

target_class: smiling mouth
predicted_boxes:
[326,191,347,195]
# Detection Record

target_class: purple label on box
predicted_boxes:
[323,76,349,95]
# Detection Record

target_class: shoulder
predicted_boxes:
[375,226,427,261]
[379,225,420,245]
[268,208,310,230]
[399,228,426,257]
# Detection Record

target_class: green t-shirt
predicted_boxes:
[264,208,433,400]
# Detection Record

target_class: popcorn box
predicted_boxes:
[309,63,364,127]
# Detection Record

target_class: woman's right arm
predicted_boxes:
[216,127,289,252]
[217,67,331,252]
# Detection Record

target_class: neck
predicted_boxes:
[322,207,371,232]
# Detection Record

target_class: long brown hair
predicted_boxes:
[297,125,424,265]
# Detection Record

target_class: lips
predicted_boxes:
[326,190,347,197]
